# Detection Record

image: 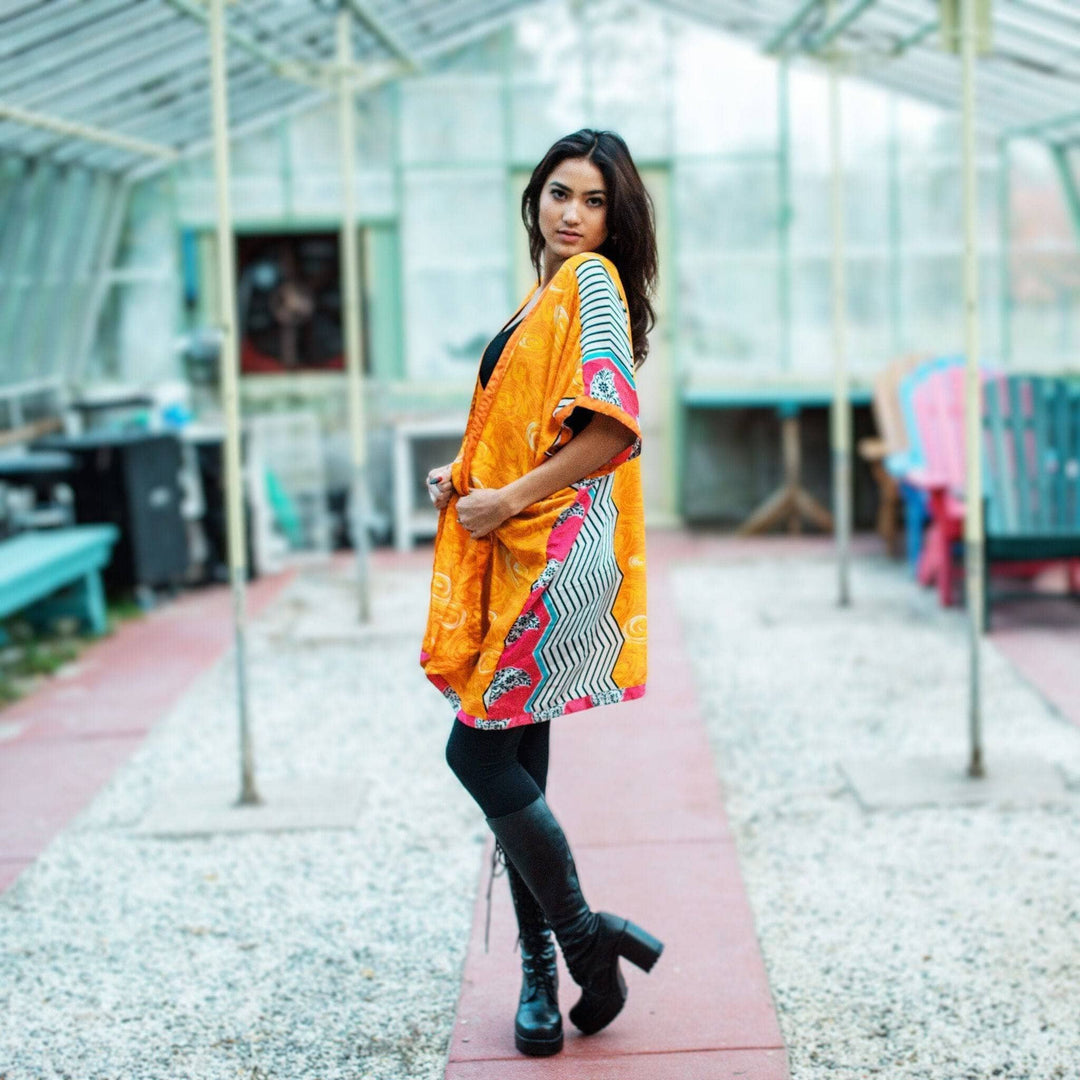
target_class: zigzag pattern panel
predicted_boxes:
[528,473,624,713]
[575,258,635,384]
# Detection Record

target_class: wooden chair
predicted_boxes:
[905,361,1003,607]
[857,354,925,555]
[893,356,963,573]
[981,375,1080,628]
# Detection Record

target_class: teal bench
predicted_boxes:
[0,526,120,637]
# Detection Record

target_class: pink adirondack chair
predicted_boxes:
[906,364,1001,606]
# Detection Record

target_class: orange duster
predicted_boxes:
[421,252,647,729]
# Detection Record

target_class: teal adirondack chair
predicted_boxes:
[981,375,1080,629]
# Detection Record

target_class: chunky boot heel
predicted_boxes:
[486,797,664,1040]
[618,920,664,972]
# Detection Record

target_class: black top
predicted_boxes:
[478,319,592,435]
[478,323,517,390]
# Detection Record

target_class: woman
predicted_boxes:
[420,129,663,1056]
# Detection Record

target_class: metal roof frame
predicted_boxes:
[651,0,1080,146]
[2,0,1074,179]
[0,0,541,175]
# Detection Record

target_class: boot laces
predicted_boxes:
[483,838,509,954]
[521,938,558,1001]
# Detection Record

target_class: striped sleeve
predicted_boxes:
[548,257,642,473]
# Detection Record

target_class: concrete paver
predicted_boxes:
[0,570,293,888]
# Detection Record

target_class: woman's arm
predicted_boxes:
[454,412,636,540]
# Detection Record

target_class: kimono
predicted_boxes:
[420,251,647,730]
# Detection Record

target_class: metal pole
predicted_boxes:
[1049,143,1080,245]
[887,96,904,355]
[337,8,372,622]
[0,100,178,162]
[960,0,986,778]
[209,0,260,806]
[828,10,852,607]
[998,137,1013,365]
[777,57,793,374]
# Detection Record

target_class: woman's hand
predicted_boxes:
[426,463,456,512]
[455,487,513,540]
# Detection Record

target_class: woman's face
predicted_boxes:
[537,157,608,264]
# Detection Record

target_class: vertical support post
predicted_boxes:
[777,57,794,374]
[209,0,260,806]
[501,24,518,310]
[887,96,903,355]
[998,137,1012,365]
[1049,143,1080,244]
[828,14,852,607]
[337,8,372,622]
[960,0,985,778]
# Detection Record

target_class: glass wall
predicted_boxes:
[103,0,1078,396]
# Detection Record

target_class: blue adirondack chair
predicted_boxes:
[981,374,1080,629]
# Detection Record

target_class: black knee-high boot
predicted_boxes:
[486,794,664,1036]
[499,843,563,1056]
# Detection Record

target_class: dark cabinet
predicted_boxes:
[37,432,189,591]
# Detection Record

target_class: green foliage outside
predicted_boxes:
[0,600,142,710]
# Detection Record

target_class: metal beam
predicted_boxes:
[1004,109,1080,141]
[337,8,373,622]
[777,58,793,373]
[14,22,209,112]
[344,0,422,72]
[828,0,852,608]
[0,0,134,58]
[1050,143,1080,245]
[960,0,986,777]
[998,138,1013,363]
[207,0,259,808]
[889,17,940,55]
[764,0,827,54]
[805,0,882,52]
[0,4,180,97]
[122,51,404,186]
[123,88,334,184]
[64,65,290,168]
[0,101,178,162]
[160,0,326,89]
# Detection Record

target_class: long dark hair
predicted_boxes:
[521,129,658,370]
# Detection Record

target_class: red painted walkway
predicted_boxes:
[0,571,293,892]
[443,540,790,1079]
[987,570,1080,731]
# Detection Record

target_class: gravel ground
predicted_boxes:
[670,552,1080,1080]
[5,550,1079,1080]
[0,566,481,1080]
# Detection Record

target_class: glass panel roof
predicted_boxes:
[0,0,1076,176]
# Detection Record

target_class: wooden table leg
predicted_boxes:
[737,408,835,536]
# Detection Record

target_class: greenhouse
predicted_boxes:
[1,1,1079,1078]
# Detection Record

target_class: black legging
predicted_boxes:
[445,721,550,818]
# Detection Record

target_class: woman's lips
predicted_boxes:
[557,231,582,241]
